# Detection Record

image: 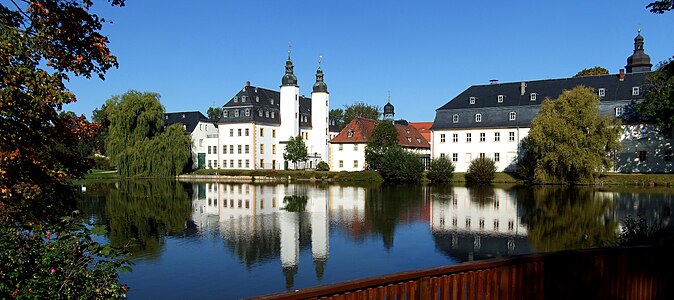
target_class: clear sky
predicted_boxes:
[66,0,674,122]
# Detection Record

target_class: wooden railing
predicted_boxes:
[253,246,674,299]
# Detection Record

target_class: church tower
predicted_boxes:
[626,29,653,73]
[310,57,329,162]
[383,94,395,121]
[280,49,300,142]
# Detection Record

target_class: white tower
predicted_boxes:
[279,50,300,142]
[310,57,329,162]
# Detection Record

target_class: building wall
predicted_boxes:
[616,124,674,173]
[431,128,529,172]
[330,143,366,172]
[190,121,219,169]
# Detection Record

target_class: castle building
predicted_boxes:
[431,30,672,173]
[203,53,339,170]
[163,111,218,169]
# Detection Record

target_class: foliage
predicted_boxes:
[283,195,308,212]
[637,59,674,133]
[426,156,455,183]
[524,86,622,184]
[646,0,673,13]
[573,66,609,77]
[343,102,381,124]
[283,136,308,169]
[207,105,223,121]
[377,146,424,183]
[316,161,329,171]
[91,102,111,155]
[0,216,130,299]
[465,157,496,183]
[364,121,398,169]
[92,155,113,170]
[106,90,192,176]
[329,108,345,130]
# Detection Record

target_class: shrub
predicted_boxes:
[378,147,424,183]
[465,157,496,183]
[92,156,113,170]
[316,161,329,171]
[427,157,455,183]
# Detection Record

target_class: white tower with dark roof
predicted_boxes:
[310,57,329,162]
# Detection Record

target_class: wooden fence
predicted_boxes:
[253,245,674,300]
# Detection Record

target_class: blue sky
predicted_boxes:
[67,0,674,122]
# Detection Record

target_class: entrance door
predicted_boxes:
[198,153,206,169]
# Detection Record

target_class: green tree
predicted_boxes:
[329,108,345,129]
[283,136,308,169]
[465,157,496,184]
[637,59,674,133]
[573,66,609,77]
[343,102,381,124]
[0,0,129,298]
[91,101,112,155]
[427,156,455,183]
[524,86,622,184]
[106,90,192,176]
[364,121,398,169]
[646,0,673,13]
[377,146,424,183]
[207,105,223,121]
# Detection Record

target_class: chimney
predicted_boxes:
[619,69,625,81]
[489,79,498,85]
[519,82,527,96]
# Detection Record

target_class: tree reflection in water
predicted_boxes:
[518,186,617,252]
[365,184,427,250]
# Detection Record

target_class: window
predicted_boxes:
[479,153,486,159]
[354,144,358,151]
[245,108,250,116]
[238,159,242,167]
[223,160,227,168]
[238,145,242,154]
[224,110,229,118]
[234,96,238,103]
[598,88,605,97]
[665,150,673,162]
[260,159,264,168]
[223,146,227,154]
[475,113,482,123]
[440,134,446,143]
[479,132,485,142]
[229,145,234,153]
[245,159,249,168]
[270,98,274,105]
[256,96,259,102]
[615,107,623,117]
[271,112,275,118]
[509,131,515,142]
[339,160,344,168]
[260,144,264,154]
[199,139,203,147]
[452,114,459,123]
[230,159,234,167]
[469,97,476,104]
[272,129,276,138]
[241,95,247,102]
[230,129,234,137]
[272,144,276,154]
[245,129,249,136]
[494,153,500,162]
[530,93,537,101]
[265,111,269,118]
[207,146,211,154]
[632,87,640,96]
[339,144,343,151]
[509,111,516,121]
[238,129,242,136]
[353,160,358,168]
[416,138,421,143]
[638,150,648,162]
[407,137,412,142]
[452,153,458,162]
[347,129,354,138]
[498,95,504,103]
[495,132,500,142]
[260,128,264,137]
[234,110,240,117]
[465,153,472,162]
[466,133,472,143]
[245,145,249,154]
[452,133,458,143]
[213,146,217,154]
[259,110,263,117]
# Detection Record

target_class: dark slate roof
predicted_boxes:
[328,116,341,133]
[219,84,313,128]
[432,72,650,130]
[164,111,210,133]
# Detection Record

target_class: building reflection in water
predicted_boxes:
[189,183,366,288]
[430,185,532,262]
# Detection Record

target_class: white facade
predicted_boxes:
[330,143,366,172]
[432,128,529,172]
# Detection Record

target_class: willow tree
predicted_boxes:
[524,86,622,184]
[106,90,191,176]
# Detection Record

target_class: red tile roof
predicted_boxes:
[331,117,430,148]
[409,122,433,143]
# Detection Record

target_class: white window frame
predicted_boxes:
[509,131,515,142]
[495,132,500,142]
[223,110,228,118]
[497,95,504,103]
[440,134,446,143]
[530,93,537,101]
[598,88,605,97]
[469,97,476,104]
[466,133,472,143]
[475,113,482,123]
[479,132,485,142]
[452,133,458,143]
[452,153,458,162]
[509,111,516,121]
[632,87,640,96]
[452,114,459,123]
[615,107,623,117]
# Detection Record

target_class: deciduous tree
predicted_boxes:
[207,105,223,121]
[523,86,622,184]
[365,121,398,169]
[283,136,308,169]
[343,102,381,124]
[646,0,673,13]
[637,59,674,133]
[574,66,609,77]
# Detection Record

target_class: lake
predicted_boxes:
[77,180,674,299]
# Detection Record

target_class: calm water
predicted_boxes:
[78,181,674,299]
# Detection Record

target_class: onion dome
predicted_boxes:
[312,67,328,93]
[282,52,298,86]
[626,29,653,73]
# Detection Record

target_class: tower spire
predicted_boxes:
[313,55,328,93]
[383,91,395,121]
[626,28,652,73]
[282,44,298,86]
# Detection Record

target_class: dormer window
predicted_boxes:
[598,88,605,97]
[452,114,459,123]
[530,93,537,101]
[469,97,476,104]
[234,96,238,103]
[182,113,185,118]
[509,111,516,121]
[242,96,247,102]
[271,112,275,118]
[347,129,354,138]
[407,137,412,142]
[245,108,250,116]
[265,111,269,118]
[497,95,504,103]
[475,113,482,123]
[416,138,421,143]
[632,87,640,96]
[258,110,263,117]
[615,107,623,117]
[270,98,274,105]
[234,110,240,117]
[223,110,229,118]
[255,96,259,102]
[406,129,410,134]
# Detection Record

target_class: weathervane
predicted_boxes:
[318,55,323,67]
[287,43,292,58]
[387,90,391,103]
